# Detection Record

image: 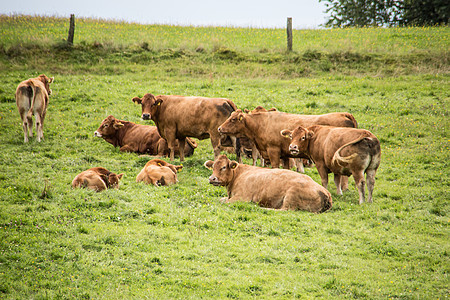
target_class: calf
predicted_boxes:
[132,93,239,161]
[94,115,197,157]
[72,167,123,192]
[15,74,54,142]
[204,155,332,213]
[281,125,381,204]
[136,159,182,186]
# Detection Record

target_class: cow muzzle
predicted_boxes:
[142,113,151,120]
[208,175,222,186]
[94,131,102,138]
[289,144,299,155]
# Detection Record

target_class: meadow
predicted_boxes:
[0,15,449,299]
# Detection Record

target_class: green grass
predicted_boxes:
[0,15,449,299]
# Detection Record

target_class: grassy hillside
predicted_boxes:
[0,15,449,299]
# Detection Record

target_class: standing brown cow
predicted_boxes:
[204,155,332,213]
[281,125,381,204]
[218,110,357,170]
[15,74,54,142]
[132,93,239,161]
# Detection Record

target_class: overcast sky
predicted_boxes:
[1,0,328,28]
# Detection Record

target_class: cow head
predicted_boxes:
[280,126,314,155]
[37,74,54,96]
[107,172,124,189]
[217,110,246,137]
[204,155,239,187]
[94,115,124,138]
[132,93,163,120]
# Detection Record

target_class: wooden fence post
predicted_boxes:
[68,14,75,45]
[287,17,293,52]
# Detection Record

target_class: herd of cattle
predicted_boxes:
[15,74,381,213]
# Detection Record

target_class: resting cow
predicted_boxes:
[136,159,182,186]
[204,155,332,213]
[281,125,381,204]
[15,74,54,142]
[132,93,239,161]
[218,110,358,171]
[94,115,197,157]
[72,167,123,192]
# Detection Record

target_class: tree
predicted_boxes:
[320,0,449,27]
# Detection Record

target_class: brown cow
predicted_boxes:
[218,110,358,171]
[15,74,54,142]
[281,125,381,204]
[94,115,197,157]
[204,155,332,213]
[72,167,123,192]
[132,93,239,161]
[136,159,182,186]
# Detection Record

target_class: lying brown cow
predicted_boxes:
[132,93,239,161]
[94,115,197,157]
[281,125,381,204]
[72,167,123,191]
[15,74,54,142]
[204,155,332,213]
[218,110,358,170]
[136,159,182,186]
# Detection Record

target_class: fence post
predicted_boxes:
[68,14,75,45]
[287,17,293,52]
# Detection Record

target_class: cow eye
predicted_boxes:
[220,166,227,171]
[301,136,305,140]
[230,118,236,123]
[103,124,108,128]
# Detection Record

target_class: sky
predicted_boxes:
[0,0,328,29]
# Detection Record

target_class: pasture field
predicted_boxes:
[0,15,449,299]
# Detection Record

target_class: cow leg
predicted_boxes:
[282,158,290,170]
[366,169,376,203]
[316,164,329,190]
[178,137,186,162]
[19,110,30,143]
[165,131,177,161]
[353,171,366,204]
[210,134,221,160]
[295,158,305,173]
[233,137,242,164]
[267,148,281,169]
[334,173,343,195]
[340,176,349,191]
[35,113,42,142]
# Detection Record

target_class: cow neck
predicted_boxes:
[305,125,322,162]
[227,164,245,197]
[115,120,134,147]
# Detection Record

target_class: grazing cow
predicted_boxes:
[15,74,54,142]
[281,125,381,204]
[136,159,182,186]
[218,110,358,171]
[72,167,123,192]
[204,155,332,213]
[94,115,197,157]
[132,93,239,161]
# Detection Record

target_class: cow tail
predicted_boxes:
[331,135,368,168]
[345,113,358,128]
[26,80,36,120]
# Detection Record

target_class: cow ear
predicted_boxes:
[244,109,250,114]
[268,107,277,112]
[238,113,245,122]
[132,97,142,104]
[204,160,214,170]
[117,173,124,180]
[229,161,239,169]
[175,165,183,172]
[307,131,314,139]
[113,122,124,129]
[280,129,292,139]
[49,77,54,83]
[154,99,163,106]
